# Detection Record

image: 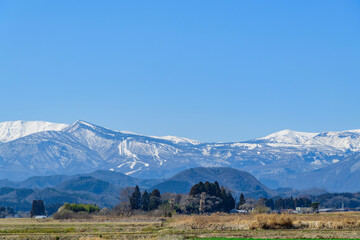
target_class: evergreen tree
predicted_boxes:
[197,182,206,194]
[150,189,161,198]
[219,186,235,212]
[30,200,45,217]
[204,181,211,195]
[264,198,274,210]
[311,202,320,212]
[275,198,284,210]
[239,193,246,206]
[189,183,200,196]
[130,185,142,210]
[141,191,150,211]
[223,191,235,212]
[220,187,227,203]
[214,181,221,197]
[148,189,161,211]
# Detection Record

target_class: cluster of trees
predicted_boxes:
[122,191,360,216]
[120,181,236,216]
[261,197,312,210]
[0,206,15,218]
[314,192,360,209]
[30,200,45,217]
[236,194,314,211]
[186,181,235,213]
[130,186,162,211]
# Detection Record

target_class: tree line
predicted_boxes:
[236,194,313,211]
[29,183,360,218]
[125,181,236,215]
[129,186,162,211]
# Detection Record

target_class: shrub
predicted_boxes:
[53,209,91,220]
[53,203,99,219]
[252,214,295,229]
[53,209,76,220]
[63,203,100,213]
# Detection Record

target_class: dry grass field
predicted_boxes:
[168,212,360,239]
[0,212,359,239]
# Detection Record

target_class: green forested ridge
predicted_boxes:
[0,168,358,212]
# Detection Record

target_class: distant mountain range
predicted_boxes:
[0,170,162,190]
[0,167,279,211]
[0,120,360,192]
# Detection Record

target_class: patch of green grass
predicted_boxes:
[0,227,75,234]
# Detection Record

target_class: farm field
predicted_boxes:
[0,212,359,239]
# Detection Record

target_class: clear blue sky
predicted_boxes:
[1,0,359,142]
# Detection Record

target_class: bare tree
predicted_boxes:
[113,187,134,217]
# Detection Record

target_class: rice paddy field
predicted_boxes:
[0,212,359,239]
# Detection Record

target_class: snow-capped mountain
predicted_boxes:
[0,121,67,143]
[256,129,360,152]
[0,120,360,191]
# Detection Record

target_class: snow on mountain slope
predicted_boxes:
[288,152,360,192]
[1,120,360,191]
[52,122,360,187]
[257,129,318,145]
[151,135,201,145]
[62,121,190,177]
[0,121,68,143]
[255,129,360,151]
[0,130,103,180]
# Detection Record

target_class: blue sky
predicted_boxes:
[0,0,359,142]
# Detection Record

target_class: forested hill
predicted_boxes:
[151,167,277,199]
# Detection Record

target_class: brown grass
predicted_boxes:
[168,212,360,231]
[251,214,294,229]
[0,213,360,239]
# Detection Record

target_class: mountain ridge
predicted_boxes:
[0,120,360,191]
[0,167,285,212]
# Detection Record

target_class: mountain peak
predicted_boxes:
[64,120,103,132]
[257,129,318,145]
[73,120,95,127]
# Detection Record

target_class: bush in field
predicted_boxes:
[254,205,270,214]
[53,209,91,219]
[53,209,76,219]
[62,203,100,213]
[252,214,295,229]
[52,203,99,219]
